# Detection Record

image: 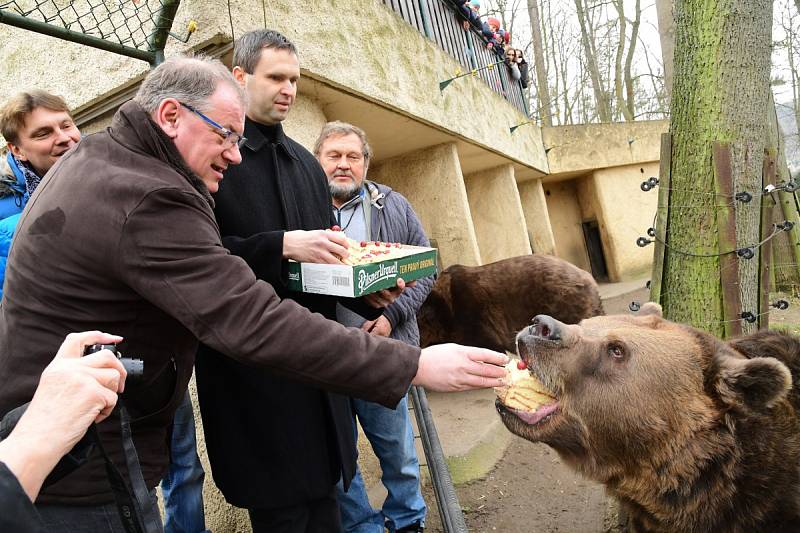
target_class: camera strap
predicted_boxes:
[88,400,161,533]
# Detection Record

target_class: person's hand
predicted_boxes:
[283,229,350,264]
[412,344,509,392]
[0,331,125,501]
[361,315,392,337]
[362,278,416,308]
[18,331,126,447]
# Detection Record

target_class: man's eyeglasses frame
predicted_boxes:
[179,101,247,149]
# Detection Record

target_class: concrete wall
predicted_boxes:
[464,164,531,264]
[370,143,480,267]
[543,180,590,272]
[0,0,547,172]
[518,179,556,255]
[590,162,660,281]
[283,96,329,151]
[543,121,667,175]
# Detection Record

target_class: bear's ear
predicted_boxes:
[638,302,662,317]
[714,351,792,413]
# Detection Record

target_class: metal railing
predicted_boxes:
[409,385,469,533]
[382,0,528,115]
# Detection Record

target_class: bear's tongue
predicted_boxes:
[510,402,560,425]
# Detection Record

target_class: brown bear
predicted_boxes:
[496,304,800,533]
[417,254,604,353]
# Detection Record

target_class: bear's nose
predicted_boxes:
[530,315,561,341]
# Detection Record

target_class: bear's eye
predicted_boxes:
[607,344,626,360]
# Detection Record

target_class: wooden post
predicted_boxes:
[713,142,742,338]
[649,133,672,305]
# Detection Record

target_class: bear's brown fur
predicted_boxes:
[417,254,604,353]
[497,304,800,533]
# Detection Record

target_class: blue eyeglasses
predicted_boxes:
[179,101,247,149]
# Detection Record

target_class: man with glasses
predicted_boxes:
[157,100,246,533]
[194,29,409,533]
[0,53,508,532]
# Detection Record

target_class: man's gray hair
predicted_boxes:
[313,121,372,164]
[134,54,247,114]
[234,29,298,74]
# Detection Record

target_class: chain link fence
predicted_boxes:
[0,0,182,64]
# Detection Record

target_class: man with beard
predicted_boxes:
[194,30,410,533]
[315,122,429,533]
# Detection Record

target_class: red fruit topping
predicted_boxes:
[331,225,341,231]
[360,241,367,247]
[516,360,527,370]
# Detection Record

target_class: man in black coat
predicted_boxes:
[194,30,406,533]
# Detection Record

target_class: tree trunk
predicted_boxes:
[612,0,634,121]
[656,0,772,336]
[787,13,800,141]
[527,0,552,126]
[575,0,612,122]
[623,0,641,120]
[655,0,676,99]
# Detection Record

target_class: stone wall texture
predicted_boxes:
[371,143,481,267]
[464,164,531,264]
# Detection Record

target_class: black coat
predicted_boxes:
[0,462,45,532]
[195,120,369,509]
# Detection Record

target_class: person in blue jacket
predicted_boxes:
[0,90,80,299]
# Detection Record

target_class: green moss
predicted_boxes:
[446,427,514,485]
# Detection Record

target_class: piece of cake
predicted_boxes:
[495,360,556,412]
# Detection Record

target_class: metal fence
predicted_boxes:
[0,0,182,64]
[409,385,469,533]
[382,0,528,115]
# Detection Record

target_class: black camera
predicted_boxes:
[84,343,144,381]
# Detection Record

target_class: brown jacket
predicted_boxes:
[0,101,420,505]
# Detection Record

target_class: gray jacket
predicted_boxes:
[365,181,433,347]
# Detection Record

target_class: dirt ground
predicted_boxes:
[419,287,800,533]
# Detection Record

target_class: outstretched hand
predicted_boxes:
[412,344,509,392]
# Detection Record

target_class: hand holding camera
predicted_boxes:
[0,331,129,501]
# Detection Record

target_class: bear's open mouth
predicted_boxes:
[495,361,560,426]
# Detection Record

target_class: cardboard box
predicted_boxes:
[286,245,438,297]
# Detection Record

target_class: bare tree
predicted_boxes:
[528,0,553,125]
[623,0,642,120]
[575,0,612,121]
[483,0,665,125]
